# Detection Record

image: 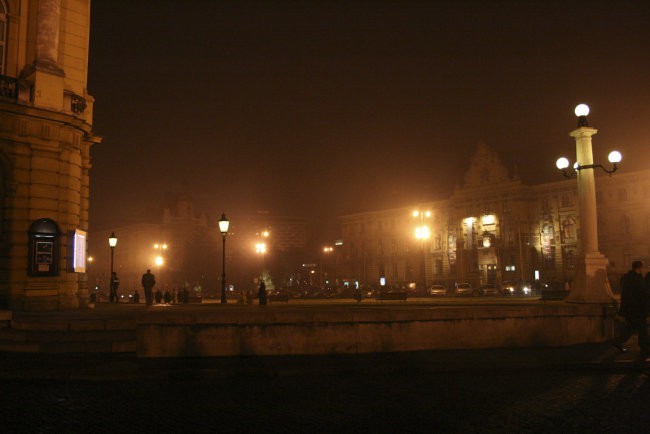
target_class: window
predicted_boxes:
[562,216,576,242]
[560,194,574,208]
[0,1,6,75]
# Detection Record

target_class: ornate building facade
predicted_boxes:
[0,0,97,310]
[339,143,649,291]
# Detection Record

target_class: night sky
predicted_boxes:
[88,0,650,238]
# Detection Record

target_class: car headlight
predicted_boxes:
[523,286,530,294]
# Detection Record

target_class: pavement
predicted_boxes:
[4,299,650,433]
[2,344,650,433]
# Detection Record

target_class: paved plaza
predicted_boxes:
[2,343,650,434]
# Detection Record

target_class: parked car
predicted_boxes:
[455,283,474,296]
[479,283,501,296]
[429,285,448,296]
[502,281,533,296]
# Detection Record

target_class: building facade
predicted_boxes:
[0,0,98,310]
[339,143,649,291]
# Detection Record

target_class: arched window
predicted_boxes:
[0,1,6,75]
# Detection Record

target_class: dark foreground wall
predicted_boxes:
[137,303,617,358]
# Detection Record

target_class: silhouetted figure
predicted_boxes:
[89,292,97,303]
[133,291,140,304]
[613,261,650,356]
[155,288,163,304]
[163,290,171,304]
[141,269,156,305]
[109,272,120,303]
[171,288,177,304]
[183,288,189,304]
[353,286,362,303]
[258,281,267,306]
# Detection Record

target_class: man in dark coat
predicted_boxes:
[141,269,156,306]
[614,261,650,356]
[109,272,120,303]
[258,281,267,306]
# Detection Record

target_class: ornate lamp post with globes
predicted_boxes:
[555,104,621,303]
[412,209,432,291]
[219,213,230,304]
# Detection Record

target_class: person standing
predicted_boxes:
[109,272,120,303]
[141,269,156,306]
[258,280,267,306]
[613,260,650,356]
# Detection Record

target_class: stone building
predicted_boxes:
[339,143,648,291]
[0,0,98,310]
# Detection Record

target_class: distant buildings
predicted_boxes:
[338,143,649,290]
[88,199,312,297]
[88,192,217,297]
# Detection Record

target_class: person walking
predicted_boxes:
[109,272,120,303]
[613,260,650,356]
[141,269,156,306]
[258,280,267,306]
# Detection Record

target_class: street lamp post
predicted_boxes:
[555,104,620,303]
[153,243,168,287]
[255,242,267,277]
[412,210,431,291]
[322,246,333,286]
[219,213,230,304]
[108,232,117,300]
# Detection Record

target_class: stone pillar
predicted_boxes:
[565,127,615,303]
[35,0,63,73]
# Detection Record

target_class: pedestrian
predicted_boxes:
[133,290,140,304]
[172,288,177,304]
[141,269,156,305]
[109,272,120,303]
[613,260,650,356]
[258,280,267,306]
[183,287,189,304]
[155,288,163,304]
[163,289,171,304]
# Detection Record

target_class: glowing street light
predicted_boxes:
[556,105,622,178]
[155,256,164,267]
[219,213,230,304]
[414,225,431,240]
[255,242,267,254]
[412,208,432,290]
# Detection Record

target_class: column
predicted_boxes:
[565,127,615,303]
[35,0,63,74]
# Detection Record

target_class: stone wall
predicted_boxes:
[137,304,617,358]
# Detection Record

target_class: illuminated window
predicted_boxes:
[0,0,6,75]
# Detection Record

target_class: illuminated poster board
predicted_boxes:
[73,229,87,273]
